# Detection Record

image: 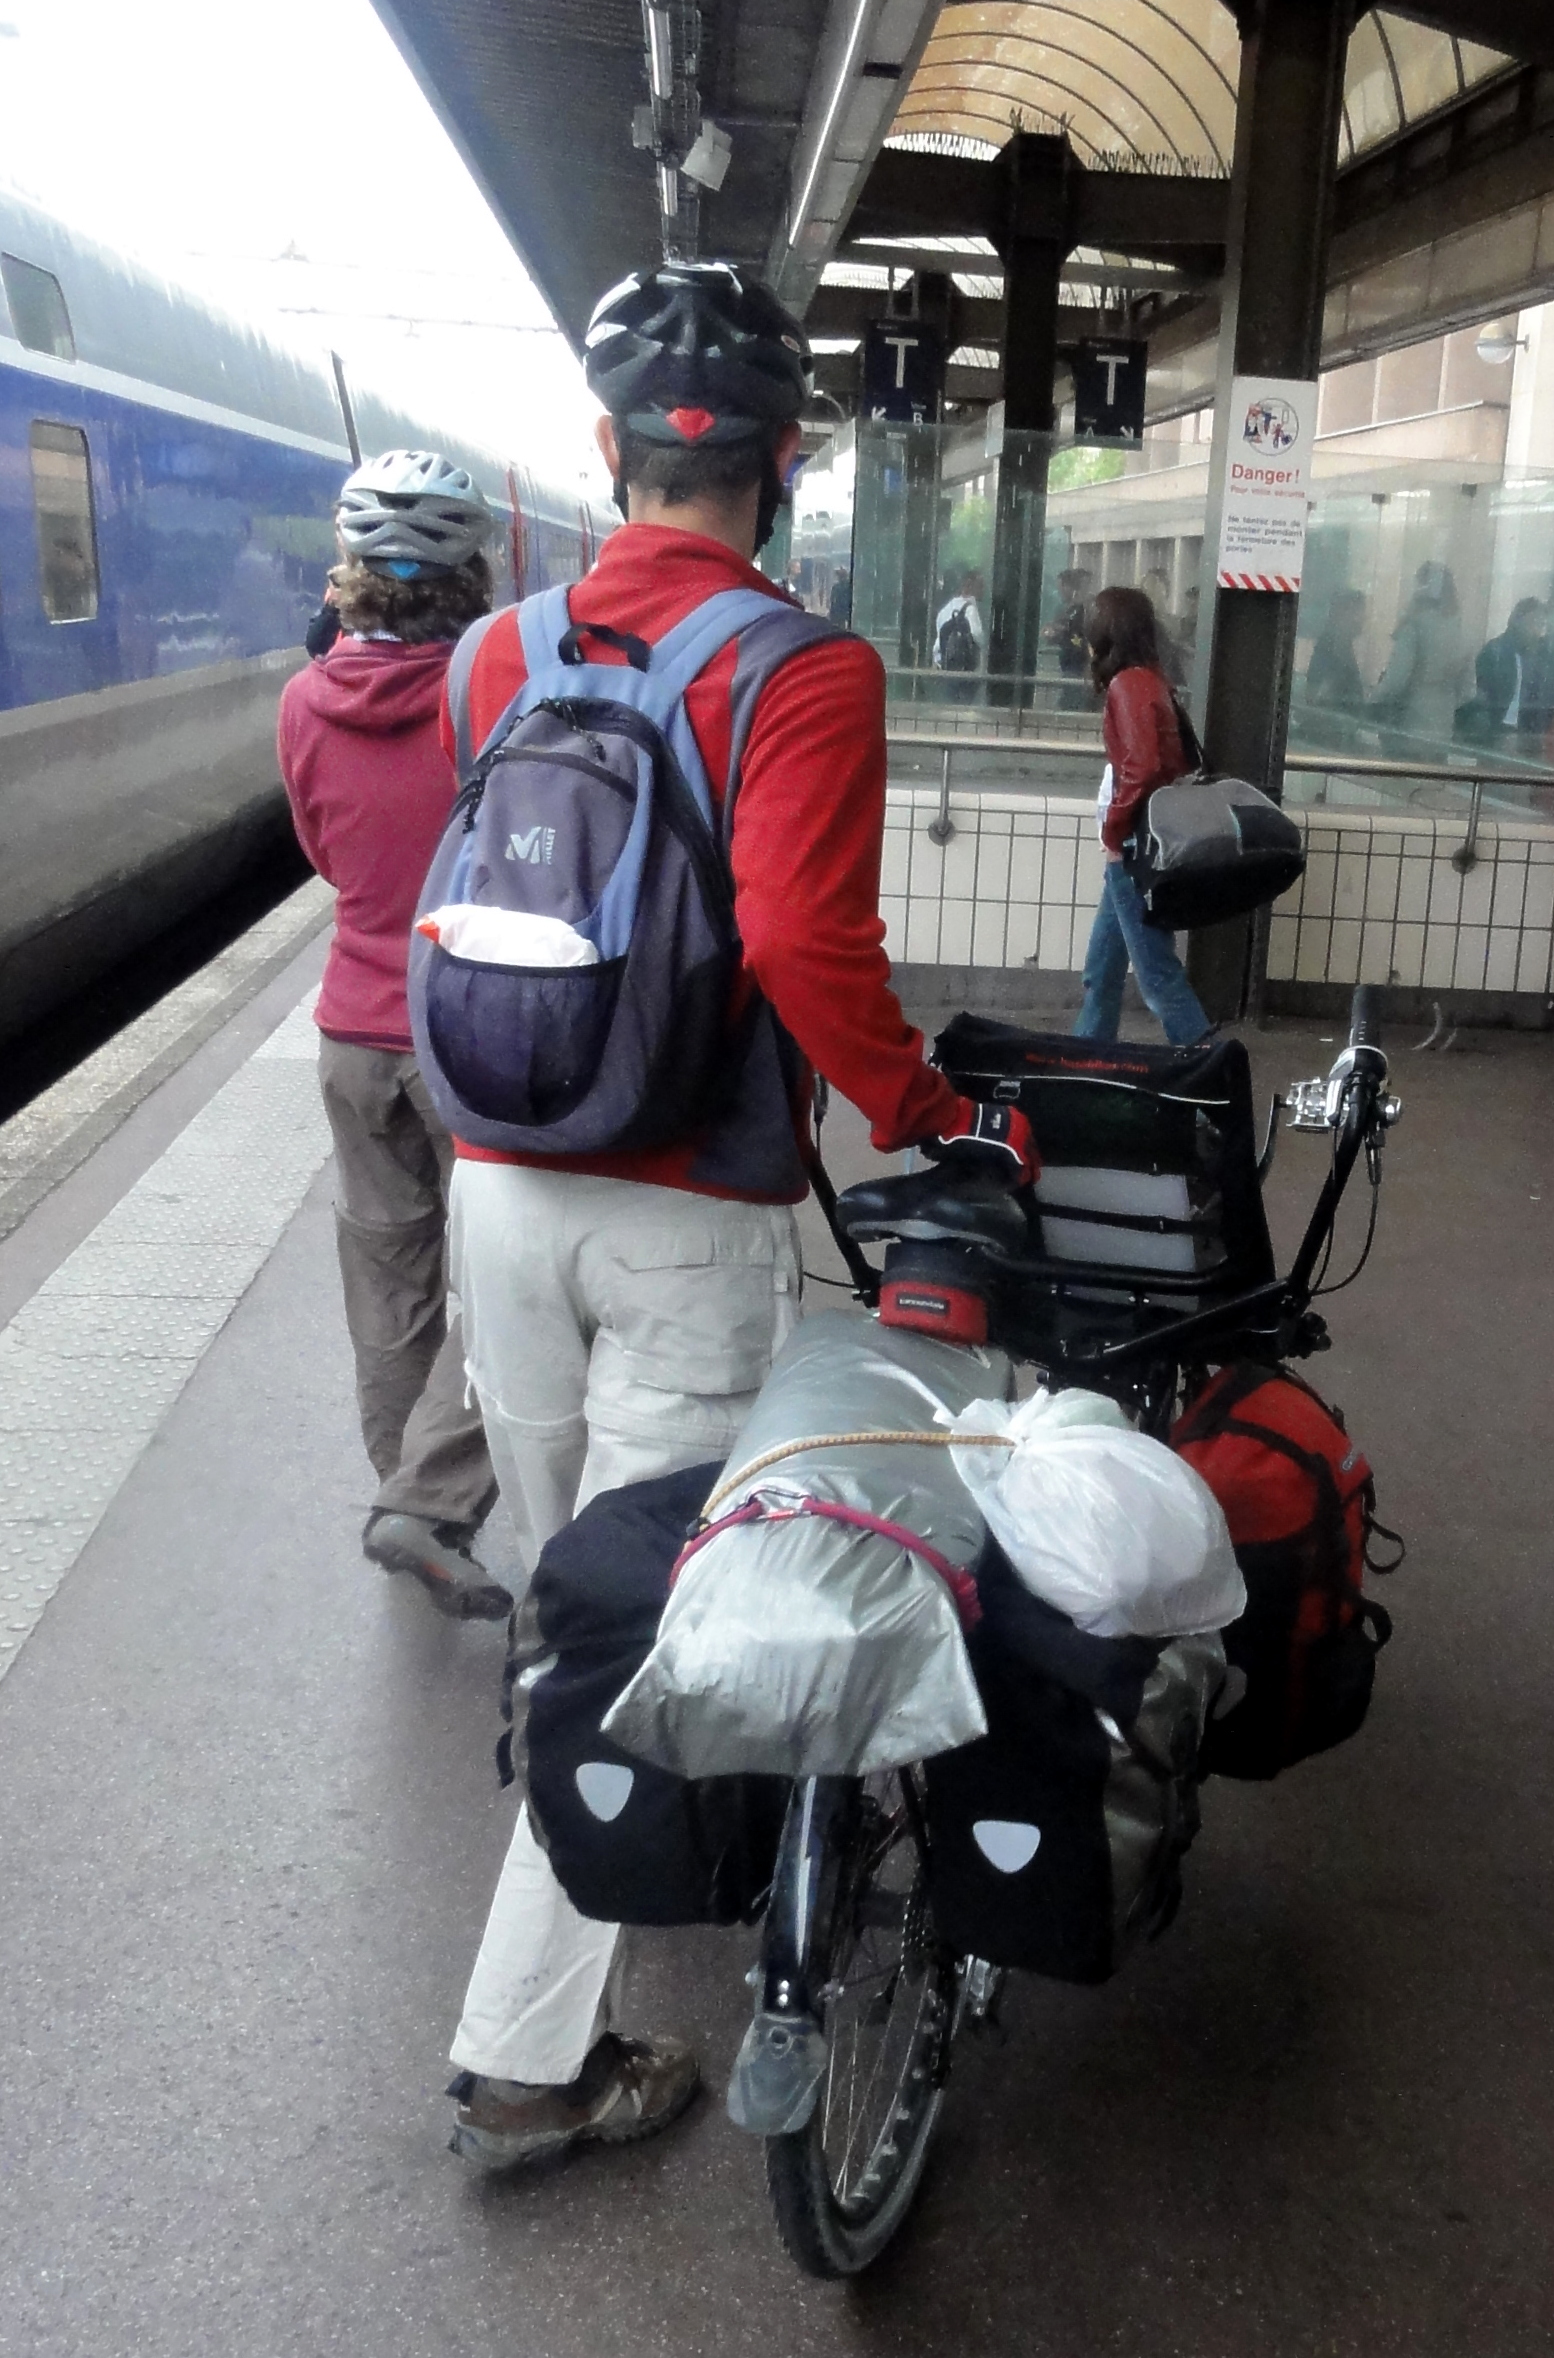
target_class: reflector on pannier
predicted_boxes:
[515,1461,788,1927]
[924,1543,1224,1981]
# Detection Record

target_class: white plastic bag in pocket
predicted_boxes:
[416,905,599,967]
[944,1387,1244,1639]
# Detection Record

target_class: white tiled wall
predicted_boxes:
[881,792,1554,999]
[1264,812,1554,996]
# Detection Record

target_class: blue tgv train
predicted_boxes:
[0,190,611,1044]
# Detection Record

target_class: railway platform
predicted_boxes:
[1,907,1552,2358]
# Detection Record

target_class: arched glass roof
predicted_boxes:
[889,5,1513,175]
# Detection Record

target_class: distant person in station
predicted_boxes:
[1466,595,1549,744]
[1141,567,1186,686]
[277,451,507,1621]
[1042,565,1092,706]
[1072,584,1215,1048]
[1369,560,1466,753]
[933,566,985,699]
[827,564,852,625]
[1305,587,1368,713]
[435,261,1037,2173]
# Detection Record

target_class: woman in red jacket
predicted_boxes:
[1073,585,1214,1047]
[278,451,508,1619]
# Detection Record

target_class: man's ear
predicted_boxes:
[595,415,621,476]
[774,420,804,479]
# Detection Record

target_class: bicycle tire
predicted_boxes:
[764,1772,958,2278]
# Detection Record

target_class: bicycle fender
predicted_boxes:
[726,2010,829,2136]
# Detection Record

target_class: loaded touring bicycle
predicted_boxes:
[518,990,1403,2278]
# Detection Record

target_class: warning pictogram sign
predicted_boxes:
[1215,375,1318,591]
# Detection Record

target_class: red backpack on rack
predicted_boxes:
[1171,1364,1403,1780]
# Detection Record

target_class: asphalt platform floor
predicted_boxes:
[1,941,1551,2358]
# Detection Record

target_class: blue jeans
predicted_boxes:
[1074,862,1212,1046]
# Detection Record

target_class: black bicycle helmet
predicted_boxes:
[583,262,812,447]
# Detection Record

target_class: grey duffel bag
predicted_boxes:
[1126,700,1305,930]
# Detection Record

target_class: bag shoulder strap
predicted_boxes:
[1169,692,1207,777]
[445,606,518,782]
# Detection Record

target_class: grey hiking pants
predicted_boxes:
[317,1035,497,1532]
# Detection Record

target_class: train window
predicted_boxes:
[29,421,99,622]
[1,255,76,360]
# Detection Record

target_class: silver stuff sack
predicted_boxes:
[604,1312,1013,1779]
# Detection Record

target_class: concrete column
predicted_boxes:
[1191,0,1349,1018]
[990,135,1074,708]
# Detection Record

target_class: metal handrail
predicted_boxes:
[889,731,1554,855]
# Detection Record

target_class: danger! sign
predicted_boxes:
[1215,375,1318,592]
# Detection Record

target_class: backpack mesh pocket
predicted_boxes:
[424,946,625,1128]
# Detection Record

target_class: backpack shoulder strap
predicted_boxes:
[517,581,575,682]
[445,606,514,783]
[639,589,840,830]
[452,586,576,783]
[725,607,845,840]
[644,587,788,695]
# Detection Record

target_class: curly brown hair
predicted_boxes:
[327,551,494,644]
[1087,584,1162,695]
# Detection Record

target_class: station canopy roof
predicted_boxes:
[889,7,1513,174]
[372,1,1541,349]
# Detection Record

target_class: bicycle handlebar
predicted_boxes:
[1349,984,1383,1053]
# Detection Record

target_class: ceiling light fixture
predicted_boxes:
[789,0,877,250]
[646,6,674,103]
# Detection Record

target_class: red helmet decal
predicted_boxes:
[665,405,718,440]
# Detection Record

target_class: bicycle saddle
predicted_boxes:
[836,1168,1030,1255]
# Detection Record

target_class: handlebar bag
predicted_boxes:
[509,1461,788,1928]
[923,1543,1224,1982]
[935,1014,1276,1302]
[1171,1364,1402,1779]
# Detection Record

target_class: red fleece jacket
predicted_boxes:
[278,638,460,1051]
[442,525,960,1199]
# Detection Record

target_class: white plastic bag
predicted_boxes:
[945,1388,1244,1639]
[416,905,599,967]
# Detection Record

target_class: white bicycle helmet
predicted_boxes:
[335,449,492,575]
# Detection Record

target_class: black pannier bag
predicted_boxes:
[923,1545,1222,1983]
[519,1459,1220,1982]
[1122,701,1305,932]
[512,1462,789,1927]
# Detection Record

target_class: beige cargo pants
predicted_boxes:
[446,1157,801,2087]
[318,1036,497,1531]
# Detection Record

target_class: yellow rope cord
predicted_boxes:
[702,1426,1014,1518]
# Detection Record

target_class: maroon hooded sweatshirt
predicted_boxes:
[277,638,459,1052]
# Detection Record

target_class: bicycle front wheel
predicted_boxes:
[764,1770,958,2277]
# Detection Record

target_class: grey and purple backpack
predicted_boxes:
[409,581,832,1158]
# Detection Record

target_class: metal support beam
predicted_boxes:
[988,136,1072,706]
[1192,0,1349,1023]
[848,146,1229,264]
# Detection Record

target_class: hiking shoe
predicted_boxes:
[362,1511,512,1621]
[447,2034,699,2169]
